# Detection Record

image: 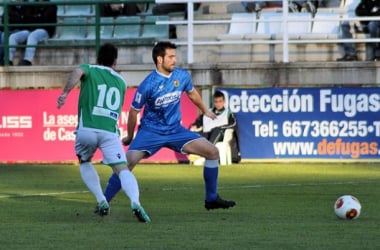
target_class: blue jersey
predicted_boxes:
[131,68,193,134]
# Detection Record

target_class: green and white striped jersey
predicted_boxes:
[77,64,127,134]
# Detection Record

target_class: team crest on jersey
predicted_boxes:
[173,80,180,87]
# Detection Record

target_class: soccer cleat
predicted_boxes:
[96,200,110,217]
[92,204,106,216]
[205,194,236,210]
[131,202,151,223]
[93,204,100,215]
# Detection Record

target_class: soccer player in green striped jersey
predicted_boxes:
[57,43,150,223]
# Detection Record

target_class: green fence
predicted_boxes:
[0,0,166,66]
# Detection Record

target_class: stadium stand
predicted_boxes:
[275,12,312,39]
[299,10,341,40]
[61,0,94,17]
[113,16,142,39]
[216,13,256,41]
[247,11,283,40]
[141,15,170,39]
[86,17,114,40]
[0,0,372,65]
[0,1,378,91]
[218,8,335,41]
[49,16,87,41]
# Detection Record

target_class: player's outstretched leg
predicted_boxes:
[119,169,151,223]
[93,173,122,215]
[203,159,236,210]
[104,172,122,202]
[79,162,110,216]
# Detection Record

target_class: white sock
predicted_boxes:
[119,169,140,206]
[79,162,106,203]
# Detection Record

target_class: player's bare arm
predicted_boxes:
[57,68,85,109]
[187,89,217,120]
[122,107,139,146]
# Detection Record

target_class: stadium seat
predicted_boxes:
[56,5,65,17]
[50,17,87,41]
[49,0,65,17]
[62,0,93,17]
[299,11,341,40]
[215,129,234,165]
[141,15,169,39]
[245,11,283,40]
[86,17,114,40]
[274,12,312,40]
[286,12,312,39]
[216,13,257,41]
[244,11,312,40]
[113,16,141,39]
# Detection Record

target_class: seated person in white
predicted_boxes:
[190,90,236,145]
[190,90,240,164]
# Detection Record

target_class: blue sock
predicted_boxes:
[203,159,219,202]
[104,173,121,202]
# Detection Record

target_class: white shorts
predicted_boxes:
[75,129,126,166]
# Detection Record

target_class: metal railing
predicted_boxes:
[1,0,380,65]
[157,0,380,63]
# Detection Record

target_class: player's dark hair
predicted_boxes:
[213,90,225,100]
[152,41,177,65]
[97,43,118,67]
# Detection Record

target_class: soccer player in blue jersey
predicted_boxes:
[103,41,236,213]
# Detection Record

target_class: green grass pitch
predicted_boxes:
[0,163,379,250]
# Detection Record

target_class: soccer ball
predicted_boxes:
[334,195,361,220]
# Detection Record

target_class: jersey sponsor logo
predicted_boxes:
[92,106,119,121]
[110,111,118,119]
[155,91,181,106]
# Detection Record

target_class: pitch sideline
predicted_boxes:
[0,180,376,199]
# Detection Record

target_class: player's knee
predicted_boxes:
[206,145,219,160]
[77,154,91,164]
[112,164,129,175]
[127,160,137,171]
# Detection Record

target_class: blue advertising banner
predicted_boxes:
[219,87,380,160]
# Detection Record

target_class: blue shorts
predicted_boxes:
[128,126,202,157]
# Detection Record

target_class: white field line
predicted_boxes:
[226,180,377,189]
[161,180,377,191]
[0,190,89,199]
[0,180,376,199]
